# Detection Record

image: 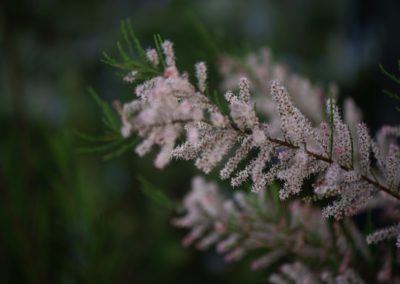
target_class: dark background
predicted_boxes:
[1,0,399,283]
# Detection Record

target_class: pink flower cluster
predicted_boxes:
[174,177,373,281]
[117,40,400,252]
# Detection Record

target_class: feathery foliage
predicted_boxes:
[380,61,400,112]
[92,22,400,282]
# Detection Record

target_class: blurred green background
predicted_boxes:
[1,0,399,283]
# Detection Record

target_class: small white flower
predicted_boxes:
[123,70,138,83]
[146,48,159,66]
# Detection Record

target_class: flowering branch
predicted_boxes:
[111,37,400,251]
[173,177,371,276]
[227,116,399,200]
[116,42,399,198]
[124,108,399,200]
[172,176,400,283]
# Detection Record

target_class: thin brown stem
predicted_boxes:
[266,133,400,200]
[232,121,400,200]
